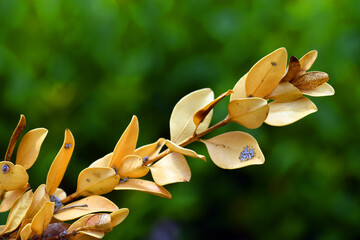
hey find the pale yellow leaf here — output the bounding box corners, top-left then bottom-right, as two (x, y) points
(16, 128), (48, 170)
(266, 82), (303, 102)
(170, 88), (214, 144)
(0, 162), (29, 191)
(299, 50), (318, 74)
(26, 184), (50, 219)
(115, 179), (171, 199)
(75, 167), (120, 197)
(53, 188), (67, 200)
(31, 201), (55, 235)
(165, 140), (205, 161)
(0, 187), (28, 213)
(110, 208), (129, 227)
(230, 73), (247, 101)
(78, 230), (105, 239)
(134, 138), (165, 160)
(89, 153), (113, 168)
(245, 48), (287, 97)
(1, 190), (33, 234)
(109, 116), (139, 170)
(46, 129), (75, 195)
(53, 195), (118, 221)
(265, 97), (317, 126)
(118, 155), (149, 178)
(68, 214), (95, 232)
(20, 223), (32, 240)
(302, 83), (335, 97)
(5, 114), (26, 162)
(150, 153), (191, 186)
(228, 98), (269, 129)
(202, 132), (264, 169)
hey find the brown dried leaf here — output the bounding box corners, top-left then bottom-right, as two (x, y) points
(0, 186), (28, 213)
(170, 88), (214, 144)
(46, 129), (75, 195)
(265, 97), (317, 126)
(110, 208), (129, 227)
(1, 190), (33, 234)
(5, 114), (26, 162)
(89, 153), (113, 168)
(150, 152), (191, 186)
(281, 56), (301, 83)
(75, 167), (120, 197)
(134, 138), (165, 160)
(31, 201), (55, 235)
(291, 71), (329, 90)
(301, 83), (335, 97)
(193, 90), (233, 130)
(299, 50), (318, 75)
(53, 195), (118, 221)
(230, 73), (248, 101)
(202, 132), (264, 169)
(0, 162), (29, 191)
(115, 179), (171, 199)
(84, 214), (112, 232)
(245, 48), (287, 97)
(16, 128), (48, 170)
(41, 223), (70, 240)
(118, 155), (149, 178)
(109, 116), (139, 170)
(228, 98), (269, 129)
(165, 140), (205, 161)
(266, 82), (303, 102)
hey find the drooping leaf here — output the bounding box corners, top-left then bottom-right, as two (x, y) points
(134, 138), (165, 160)
(5, 115), (26, 162)
(266, 82), (303, 102)
(75, 167), (120, 197)
(46, 129), (75, 195)
(109, 116), (139, 170)
(16, 128), (48, 170)
(117, 155), (149, 178)
(193, 90), (233, 130)
(0, 186), (28, 213)
(301, 83), (335, 97)
(230, 73), (247, 101)
(1, 190), (33, 234)
(202, 132), (264, 169)
(265, 97), (317, 126)
(115, 179), (171, 199)
(31, 201), (55, 235)
(53, 195), (118, 221)
(89, 153), (113, 168)
(170, 88), (214, 144)
(245, 48), (287, 97)
(0, 161), (29, 191)
(299, 50), (318, 75)
(165, 140), (205, 161)
(110, 208), (129, 227)
(150, 153), (191, 186)
(228, 98), (269, 129)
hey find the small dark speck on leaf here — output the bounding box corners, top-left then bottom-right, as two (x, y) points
(271, 62), (277, 66)
(64, 143), (72, 149)
(86, 178), (90, 182)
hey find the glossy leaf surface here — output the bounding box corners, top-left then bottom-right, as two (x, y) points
(115, 179), (171, 199)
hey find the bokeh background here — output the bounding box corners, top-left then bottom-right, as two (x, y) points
(0, 0), (359, 239)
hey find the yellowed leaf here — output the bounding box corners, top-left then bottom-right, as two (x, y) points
(266, 82), (303, 102)
(0, 186), (28, 213)
(110, 208), (129, 227)
(84, 214), (112, 232)
(53, 195), (118, 221)
(31, 201), (55, 235)
(170, 88), (214, 144)
(299, 50), (318, 74)
(53, 188), (67, 200)
(118, 155), (149, 178)
(16, 128), (48, 170)
(165, 140), (206, 161)
(202, 132), (264, 169)
(109, 116), (139, 170)
(78, 230), (105, 239)
(193, 90), (233, 130)
(46, 129), (75, 195)
(265, 97), (317, 126)
(0, 161), (29, 191)
(68, 214), (95, 232)
(230, 73), (248, 101)
(26, 184), (50, 219)
(89, 153), (113, 168)
(228, 98), (269, 129)
(115, 179), (171, 199)
(75, 167), (120, 197)
(1, 190), (33, 234)
(20, 223), (32, 240)
(134, 138), (165, 160)
(302, 83), (335, 97)
(245, 48), (287, 97)
(150, 152), (191, 186)
(5, 114), (26, 162)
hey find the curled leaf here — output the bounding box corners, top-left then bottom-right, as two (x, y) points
(170, 88), (214, 144)
(165, 140), (205, 161)
(228, 98), (269, 129)
(84, 214), (112, 232)
(301, 83), (335, 97)
(89, 153), (113, 168)
(46, 129), (75, 195)
(299, 50), (318, 75)
(31, 201), (55, 235)
(118, 155), (149, 178)
(134, 138), (165, 160)
(230, 73), (248, 101)
(5, 114), (26, 162)
(115, 179), (171, 199)
(202, 131), (264, 169)
(16, 128), (48, 170)
(150, 152), (191, 186)
(0, 161), (29, 191)
(265, 97), (317, 126)
(20, 223), (32, 240)
(110, 208), (129, 227)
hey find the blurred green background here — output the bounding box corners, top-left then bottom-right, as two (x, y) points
(0, 0), (359, 239)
